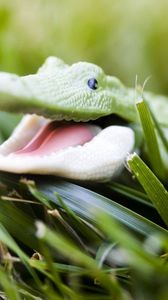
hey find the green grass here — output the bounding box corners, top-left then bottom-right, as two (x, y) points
(136, 98), (166, 179)
(0, 101), (167, 299)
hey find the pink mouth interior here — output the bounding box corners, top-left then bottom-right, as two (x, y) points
(13, 122), (95, 156)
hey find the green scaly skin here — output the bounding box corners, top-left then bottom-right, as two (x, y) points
(0, 56), (167, 126)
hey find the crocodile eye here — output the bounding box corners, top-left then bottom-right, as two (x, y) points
(87, 78), (98, 90)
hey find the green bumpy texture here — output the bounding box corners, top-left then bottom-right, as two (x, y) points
(0, 56), (167, 125)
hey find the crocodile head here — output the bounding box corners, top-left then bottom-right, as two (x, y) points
(0, 56), (137, 122)
(0, 57), (134, 181)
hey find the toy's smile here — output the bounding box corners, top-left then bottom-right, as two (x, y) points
(0, 114), (134, 181)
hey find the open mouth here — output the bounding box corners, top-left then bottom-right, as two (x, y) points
(13, 120), (101, 157)
(0, 114), (134, 181)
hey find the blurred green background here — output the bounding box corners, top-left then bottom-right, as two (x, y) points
(1, 0), (168, 94)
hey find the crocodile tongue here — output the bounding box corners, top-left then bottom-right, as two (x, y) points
(13, 121), (101, 156)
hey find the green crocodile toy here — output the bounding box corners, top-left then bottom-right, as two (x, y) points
(0, 57), (167, 180)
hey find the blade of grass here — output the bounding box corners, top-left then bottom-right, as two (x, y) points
(127, 153), (168, 227)
(16, 288), (42, 300)
(0, 206), (78, 296)
(0, 223), (28, 263)
(0, 201), (38, 249)
(35, 221), (122, 297)
(21, 179), (53, 209)
(53, 192), (103, 241)
(96, 242), (116, 268)
(0, 172), (166, 237)
(0, 223), (49, 295)
(136, 98), (166, 179)
(30, 259), (129, 277)
(149, 108), (168, 153)
(34, 178), (167, 236)
(107, 182), (152, 206)
(38, 244), (76, 299)
(96, 212), (168, 275)
(0, 266), (21, 300)
(24, 181), (100, 249)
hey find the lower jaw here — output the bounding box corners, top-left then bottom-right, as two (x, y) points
(0, 114), (134, 181)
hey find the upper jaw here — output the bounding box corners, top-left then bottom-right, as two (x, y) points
(0, 114), (134, 181)
(0, 64), (113, 121)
